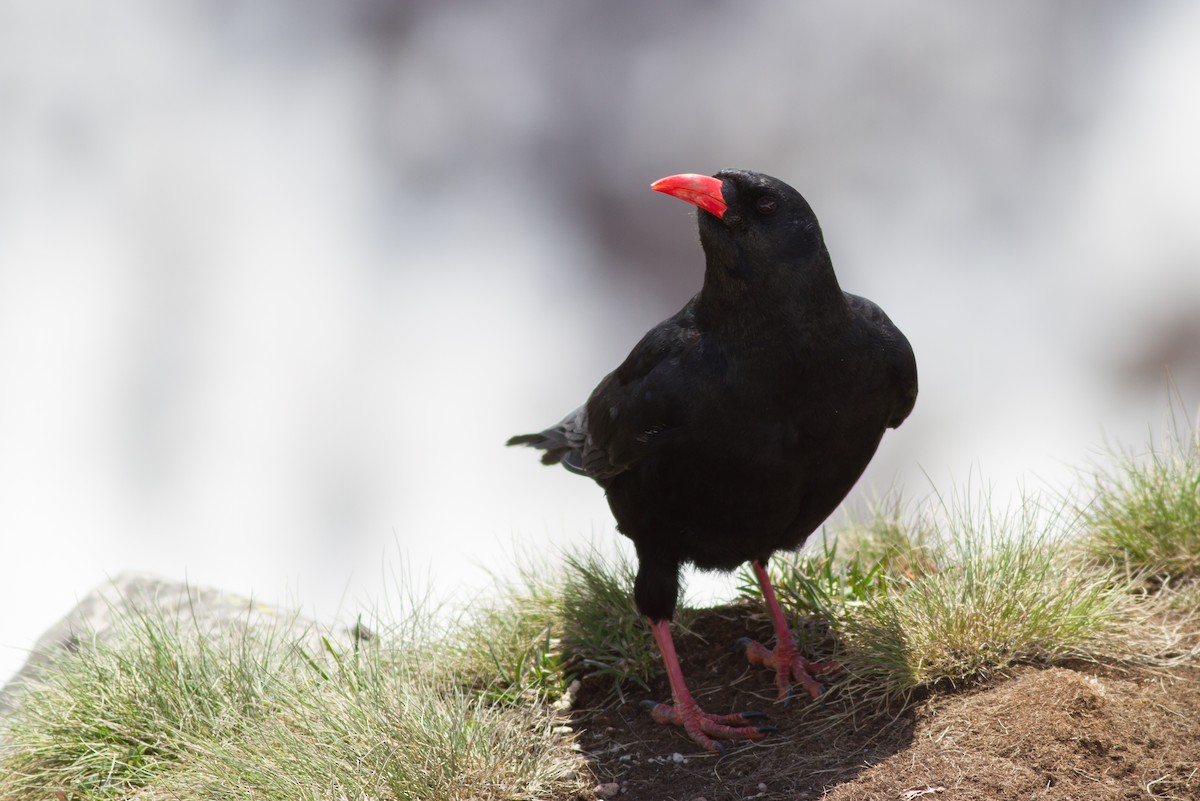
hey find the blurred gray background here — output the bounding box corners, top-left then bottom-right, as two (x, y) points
(2, 1), (1199, 685)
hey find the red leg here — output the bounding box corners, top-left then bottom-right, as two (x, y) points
(740, 560), (838, 701)
(642, 618), (774, 752)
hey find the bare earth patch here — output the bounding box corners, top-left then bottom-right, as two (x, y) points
(569, 606), (1200, 801)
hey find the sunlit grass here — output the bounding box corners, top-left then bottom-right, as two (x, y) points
(1080, 411), (1200, 584)
(460, 541), (694, 703)
(851, 504), (1132, 700)
(0, 594), (584, 801)
(753, 493), (1148, 709)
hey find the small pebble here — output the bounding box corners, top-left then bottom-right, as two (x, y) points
(552, 680), (581, 713)
(594, 782), (620, 799)
(757, 783), (768, 792)
(619, 754), (632, 762)
(552, 724), (573, 734)
(672, 752), (685, 764)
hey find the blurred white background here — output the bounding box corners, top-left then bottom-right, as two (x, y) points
(2, 1), (1198, 686)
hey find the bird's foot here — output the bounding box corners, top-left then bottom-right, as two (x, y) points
(737, 636), (839, 703)
(639, 699), (775, 753)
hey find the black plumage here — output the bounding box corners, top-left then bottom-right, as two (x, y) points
(508, 169), (917, 751)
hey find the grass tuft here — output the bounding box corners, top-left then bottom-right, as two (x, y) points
(0, 594), (585, 801)
(759, 493), (1140, 710)
(557, 545), (694, 693)
(460, 541), (689, 702)
(1080, 411), (1200, 583)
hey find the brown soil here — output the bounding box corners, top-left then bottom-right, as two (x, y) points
(567, 606), (1200, 801)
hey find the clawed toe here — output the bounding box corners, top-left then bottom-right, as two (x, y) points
(740, 635), (836, 702)
(639, 698), (774, 752)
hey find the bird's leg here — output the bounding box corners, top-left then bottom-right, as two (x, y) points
(641, 618), (775, 753)
(739, 560), (838, 702)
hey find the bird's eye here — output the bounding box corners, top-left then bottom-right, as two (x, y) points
(755, 196), (778, 216)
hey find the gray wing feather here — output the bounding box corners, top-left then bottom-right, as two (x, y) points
(507, 404), (625, 480)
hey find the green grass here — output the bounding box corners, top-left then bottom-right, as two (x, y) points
(459, 541), (695, 703)
(0, 595), (584, 801)
(1080, 413), (1200, 583)
(4, 425), (1200, 799)
(0, 542), (680, 801)
(748, 491), (1176, 710)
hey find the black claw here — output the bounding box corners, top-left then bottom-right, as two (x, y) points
(639, 699), (663, 714)
(733, 636), (753, 653)
(712, 740), (727, 756)
(737, 710), (768, 720)
(755, 724), (780, 734)
(783, 684), (798, 708)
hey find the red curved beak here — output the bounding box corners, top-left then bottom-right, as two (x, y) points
(651, 173), (727, 220)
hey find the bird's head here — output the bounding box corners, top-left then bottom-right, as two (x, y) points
(651, 170), (839, 321)
(652, 169), (826, 277)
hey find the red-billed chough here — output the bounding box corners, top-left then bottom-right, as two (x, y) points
(509, 169), (917, 752)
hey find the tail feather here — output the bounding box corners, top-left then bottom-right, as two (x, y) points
(506, 431), (571, 466)
(508, 405), (589, 470)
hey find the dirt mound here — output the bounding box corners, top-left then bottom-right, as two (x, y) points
(826, 666), (1200, 801)
(570, 607), (1200, 801)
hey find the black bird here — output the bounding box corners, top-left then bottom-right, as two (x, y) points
(509, 169), (917, 752)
